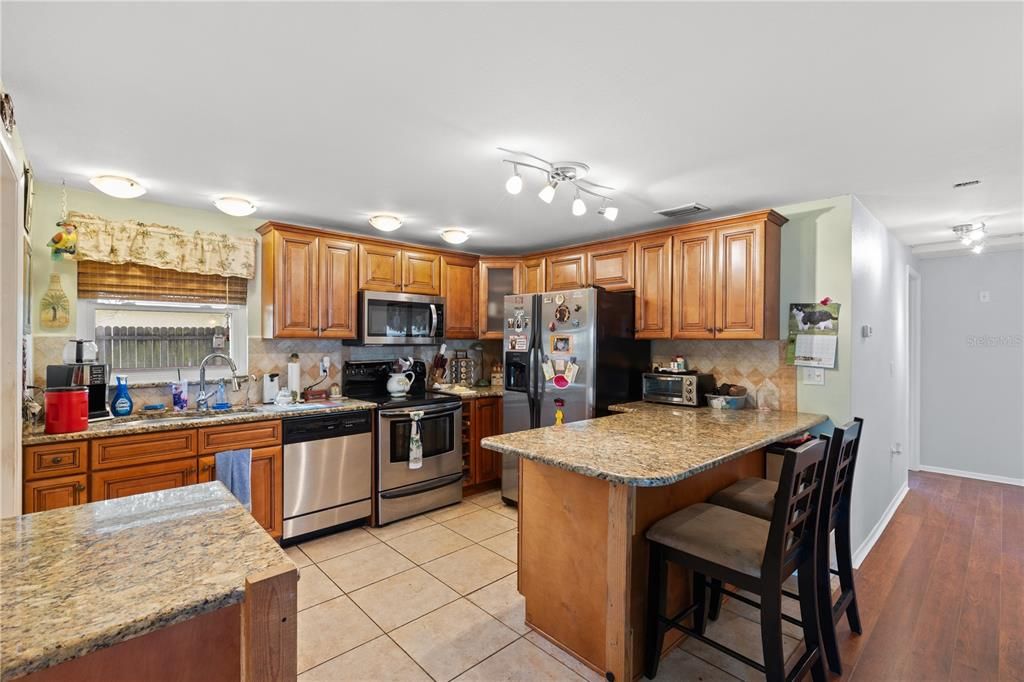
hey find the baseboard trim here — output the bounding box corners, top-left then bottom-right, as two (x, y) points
(914, 465), (1024, 487)
(852, 482), (909, 569)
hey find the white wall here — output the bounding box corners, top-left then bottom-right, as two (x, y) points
(918, 250), (1024, 483)
(849, 197), (915, 554)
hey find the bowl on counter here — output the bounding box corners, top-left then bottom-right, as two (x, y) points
(706, 394), (747, 410)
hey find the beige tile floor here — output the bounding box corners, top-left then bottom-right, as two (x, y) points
(288, 489), (794, 681)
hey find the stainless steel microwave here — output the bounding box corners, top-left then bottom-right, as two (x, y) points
(348, 291), (446, 345)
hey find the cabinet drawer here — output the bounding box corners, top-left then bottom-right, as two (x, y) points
(198, 420), (282, 454)
(90, 458), (198, 501)
(91, 429), (198, 470)
(24, 441), (88, 480)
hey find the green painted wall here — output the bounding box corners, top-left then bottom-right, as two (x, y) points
(30, 182), (264, 337)
(776, 195), (854, 424)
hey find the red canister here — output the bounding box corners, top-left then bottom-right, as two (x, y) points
(45, 386), (89, 435)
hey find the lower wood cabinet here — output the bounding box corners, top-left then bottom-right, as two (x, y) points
(23, 474), (87, 514)
(90, 458), (199, 501)
(198, 446), (283, 539)
(472, 397), (503, 485)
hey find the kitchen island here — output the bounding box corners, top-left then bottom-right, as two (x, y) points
(1, 483), (298, 681)
(481, 404), (826, 682)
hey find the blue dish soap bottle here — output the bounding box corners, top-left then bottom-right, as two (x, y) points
(111, 375), (134, 417)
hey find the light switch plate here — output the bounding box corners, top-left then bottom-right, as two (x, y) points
(802, 367), (825, 385)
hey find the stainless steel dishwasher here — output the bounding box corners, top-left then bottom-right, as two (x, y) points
(282, 409), (372, 540)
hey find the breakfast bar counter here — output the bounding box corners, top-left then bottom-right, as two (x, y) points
(481, 405), (826, 682)
(1, 483), (298, 681)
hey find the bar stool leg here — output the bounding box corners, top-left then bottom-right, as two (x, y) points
(835, 519), (863, 634)
(797, 558), (828, 682)
(817, 537), (843, 674)
(692, 572), (708, 635)
(759, 586), (786, 682)
(645, 544), (667, 679)
(707, 578), (723, 621)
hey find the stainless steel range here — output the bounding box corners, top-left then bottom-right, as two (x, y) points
(343, 360), (463, 525)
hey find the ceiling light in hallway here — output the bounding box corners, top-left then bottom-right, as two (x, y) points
(213, 196), (257, 216)
(89, 175), (146, 199)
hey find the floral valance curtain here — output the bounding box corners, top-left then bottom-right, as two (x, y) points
(68, 211), (257, 279)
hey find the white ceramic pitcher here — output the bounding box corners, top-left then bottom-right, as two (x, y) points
(387, 371), (415, 397)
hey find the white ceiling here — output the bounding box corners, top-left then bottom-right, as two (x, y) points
(3, 1), (1021, 254)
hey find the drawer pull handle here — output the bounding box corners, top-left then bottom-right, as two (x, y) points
(52, 456), (63, 464)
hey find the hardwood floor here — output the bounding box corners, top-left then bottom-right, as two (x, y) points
(834, 471), (1023, 681)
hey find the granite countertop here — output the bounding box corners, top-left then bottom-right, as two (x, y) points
(437, 385), (505, 399)
(481, 403), (826, 487)
(22, 398), (378, 446)
(0, 483), (294, 680)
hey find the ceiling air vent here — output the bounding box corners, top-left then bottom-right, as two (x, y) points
(654, 202), (710, 219)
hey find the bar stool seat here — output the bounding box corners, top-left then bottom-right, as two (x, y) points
(648, 503), (769, 579)
(708, 478), (777, 520)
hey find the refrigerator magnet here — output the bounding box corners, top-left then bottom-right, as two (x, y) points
(551, 335), (572, 353)
(553, 374), (570, 389)
(541, 360), (555, 380)
(564, 361), (579, 383)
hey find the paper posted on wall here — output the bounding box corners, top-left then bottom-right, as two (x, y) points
(793, 335), (838, 368)
(786, 301), (840, 368)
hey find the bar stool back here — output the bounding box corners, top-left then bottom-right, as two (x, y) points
(643, 438), (830, 682)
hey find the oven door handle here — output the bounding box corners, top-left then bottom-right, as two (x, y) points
(378, 403), (462, 419)
(379, 472), (464, 499)
(429, 304), (438, 338)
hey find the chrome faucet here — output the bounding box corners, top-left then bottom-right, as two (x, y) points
(197, 353), (239, 412)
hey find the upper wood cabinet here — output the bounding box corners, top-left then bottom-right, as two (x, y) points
(634, 234), (673, 339)
(672, 228), (716, 339)
(358, 243), (403, 292)
(671, 216), (781, 340)
(521, 257), (545, 294)
(478, 259), (522, 339)
(260, 224), (358, 339)
(587, 241), (635, 291)
(402, 249), (442, 295)
(545, 252), (588, 291)
(441, 254), (478, 339)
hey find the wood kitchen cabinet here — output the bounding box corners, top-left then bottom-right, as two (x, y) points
(463, 397), (503, 485)
(23, 440), (87, 480)
(198, 445), (283, 539)
(521, 257), (546, 294)
(634, 234), (673, 339)
(671, 216), (781, 340)
(259, 224), (358, 339)
(23, 474), (87, 513)
(358, 243), (403, 292)
(90, 458), (199, 501)
(441, 254), (478, 339)
(587, 241), (635, 291)
(402, 249), (442, 295)
(545, 251), (588, 291)
(478, 259), (522, 339)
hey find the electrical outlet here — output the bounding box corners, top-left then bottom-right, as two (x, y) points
(319, 356), (330, 377)
(802, 367), (825, 385)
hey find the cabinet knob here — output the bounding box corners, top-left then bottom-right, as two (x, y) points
(73, 482), (85, 492)
(706, 328), (713, 334)
(201, 463), (214, 472)
(716, 327), (723, 333)
(52, 456), (63, 464)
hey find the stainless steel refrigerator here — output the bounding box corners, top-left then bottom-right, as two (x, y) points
(500, 287), (649, 503)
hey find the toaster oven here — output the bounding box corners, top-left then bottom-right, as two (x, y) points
(642, 372), (716, 407)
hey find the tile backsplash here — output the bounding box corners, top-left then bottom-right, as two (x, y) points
(651, 340), (796, 411)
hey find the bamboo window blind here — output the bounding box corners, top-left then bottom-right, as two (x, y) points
(77, 261), (247, 305)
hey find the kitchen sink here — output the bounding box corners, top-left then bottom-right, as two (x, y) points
(116, 406), (261, 425)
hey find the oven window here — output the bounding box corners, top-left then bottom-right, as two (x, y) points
(389, 414), (455, 463)
(366, 299), (435, 339)
(644, 376), (682, 396)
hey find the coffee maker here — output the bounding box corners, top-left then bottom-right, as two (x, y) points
(46, 363), (111, 421)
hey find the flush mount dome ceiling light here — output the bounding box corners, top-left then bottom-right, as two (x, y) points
(89, 175), (146, 199)
(498, 147), (618, 220)
(953, 222), (986, 247)
(440, 228), (470, 244)
(213, 196), (257, 217)
(369, 214), (403, 232)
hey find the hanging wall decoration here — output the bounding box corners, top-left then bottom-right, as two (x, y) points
(39, 273), (70, 330)
(46, 180), (77, 259)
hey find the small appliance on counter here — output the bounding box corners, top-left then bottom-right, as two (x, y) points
(262, 373), (281, 404)
(642, 371), (716, 407)
(62, 339), (99, 364)
(44, 386), (89, 434)
(46, 362), (111, 421)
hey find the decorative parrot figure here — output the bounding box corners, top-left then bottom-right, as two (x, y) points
(47, 220), (78, 259)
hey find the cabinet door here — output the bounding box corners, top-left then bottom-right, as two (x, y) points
(250, 446), (284, 539)
(358, 243), (403, 292)
(24, 474), (87, 513)
(478, 260), (521, 339)
(520, 257), (545, 294)
(588, 242), (635, 291)
(545, 252), (588, 291)
(473, 398), (503, 484)
(403, 250), (442, 295)
(272, 230), (320, 338)
(90, 458), (198, 501)
(672, 229), (717, 339)
(634, 235), (673, 339)
(320, 237), (358, 338)
(715, 222), (764, 339)
(441, 255), (478, 339)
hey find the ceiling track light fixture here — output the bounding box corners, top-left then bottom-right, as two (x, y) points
(498, 147), (618, 219)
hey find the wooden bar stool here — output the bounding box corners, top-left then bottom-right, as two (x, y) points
(708, 418), (864, 675)
(643, 439), (830, 682)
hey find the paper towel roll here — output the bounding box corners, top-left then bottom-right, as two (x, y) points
(288, 361), (301, 398)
